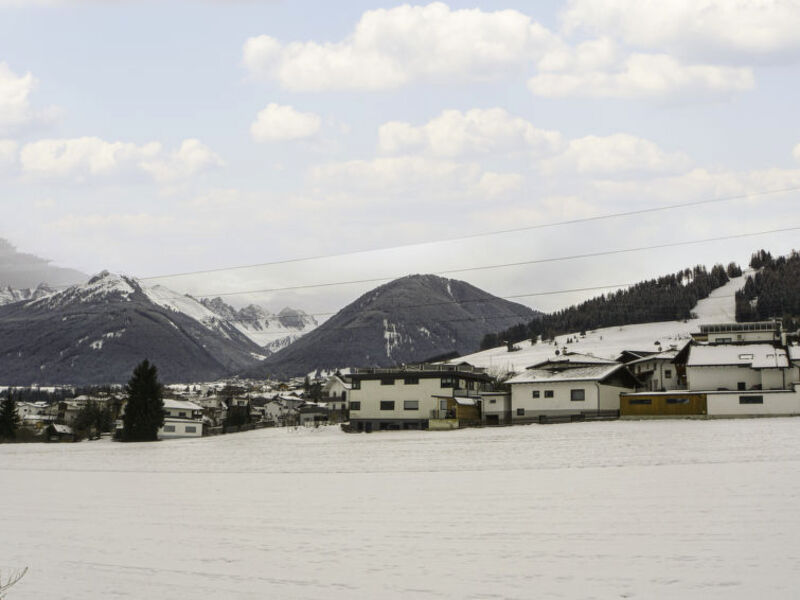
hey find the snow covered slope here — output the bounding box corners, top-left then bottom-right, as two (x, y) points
(0, 283), (56, 306)
(452, 273), (750, 375)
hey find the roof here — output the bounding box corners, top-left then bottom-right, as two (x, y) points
(687, 344), (789, 369)
(626, 348), (680, 366)
(50, 424), (73, 434)
(789, 346), (800, 361)
(453, 396), (478, 406)
(163, 399), (203, 411)
(506, 363), (625, 384)
(527, 353), (617, 369)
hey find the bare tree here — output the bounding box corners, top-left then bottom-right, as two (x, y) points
(0, 567), (28, 598)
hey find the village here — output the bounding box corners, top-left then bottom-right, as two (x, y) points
(8, 317), (800, 442)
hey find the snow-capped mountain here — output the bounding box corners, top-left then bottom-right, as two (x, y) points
(245, 274), (539, 378)
(199, 298), (318, 351)
(0, 283), (56, 306)
(0, 271), (267, 385)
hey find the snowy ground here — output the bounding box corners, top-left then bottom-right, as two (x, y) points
(2, 418), (800, 599)
(454, 273), (749, 374)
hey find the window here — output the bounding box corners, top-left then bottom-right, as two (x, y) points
(380, 401), (395, 410)
(178, 411), (187, 418)
(664, 369), (672, 379)
(403, 376), (419, 385)
(185, 426), (197, 433)
(628, 399), (652, 405)
(737, 382), (746, 391)
(403, 400), (419, 411)
(532, 390), (540, 398)
(544, 390), (554, 398)
(516, 408), (525, 416)
(739, 395), (763, 404)
(738, 353), (754, 360)
(666, 398), (688, 405)
(349, 401), (361, 411)
(441, 376), (455, 388)
(381, 377), (395, 386)
(570, 389), (585, 402)
(440, 399), (449, 410)
(351, 380), (361, 390)
(163, 425), (176, 432)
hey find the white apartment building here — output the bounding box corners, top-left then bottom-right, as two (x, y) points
(686, 344), (790, 392)
(159, 399), (204, 439)
(347, 364), (493, 432)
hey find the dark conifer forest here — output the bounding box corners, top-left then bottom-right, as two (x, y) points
(736, 250), (800, 330)
(481, 263), (734, 349)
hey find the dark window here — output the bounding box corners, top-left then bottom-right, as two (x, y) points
(403, 400), (419, 411)
(489, 399), (496, 404)
(532, 390), (540, 398)
(381, 378), (395, 386)
(380, 401), (395, 410)
(664, 369), (672, 379)
(628, 399), (652, 405)
(441, 376), (455, 388)
(185, 426), (197, 433)
(403, 376), (419, 385)
(666, 398), (688, 405)
(351, 380), (361, 390)
(349, 401), (361, 411)
(466, 380), (475, 390)
(739, 395), (763, 404)
(163, 425), (176, 432)
(178, 411), (187, 417)
(544, 390), (554, 398)
(737, 382), (746, 391)
(516, 408), (525, 416)
(570, 389), (585, 402)
(440, 399), (449, 410)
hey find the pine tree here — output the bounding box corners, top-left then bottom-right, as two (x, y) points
(122, 360), (165, 442)
(0, 391), (21, 440)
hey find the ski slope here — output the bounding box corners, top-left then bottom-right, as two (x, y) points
(454, 273), (749, 375)
(1, 419), (799, 599)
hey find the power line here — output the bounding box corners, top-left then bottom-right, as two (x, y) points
(138, 185), (800, 281)
(188, 225), (799, 298)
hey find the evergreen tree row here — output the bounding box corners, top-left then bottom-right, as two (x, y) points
(736, 250), (800, 329)
(481, 262), (736, 350)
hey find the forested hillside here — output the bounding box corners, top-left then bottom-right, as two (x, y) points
(481, 262), (738, 349)
(736, 250), (800, 328)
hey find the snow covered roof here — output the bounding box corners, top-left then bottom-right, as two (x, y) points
(454, 397), (478, 406)
(506, 363), (625, 384)
(789, 346), (800, 361)
(687, 344), (789, 369)
(50, 424), (73, 434)
(163, 399), (203, 411)
(527, 353), (618, 369)
(626, 348), (681, 366)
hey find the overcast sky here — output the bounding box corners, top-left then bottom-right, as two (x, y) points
(1, 0), (799, 315)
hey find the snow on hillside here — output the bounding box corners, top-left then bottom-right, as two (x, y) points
(2, 420), (799, 599)
(454, 273), (749, 375)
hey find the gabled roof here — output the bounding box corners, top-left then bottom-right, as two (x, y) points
(687, 344), (789, 369)
(626, 348), (680, 366)
(163, 398), (203, 411)
(527, 352), (617, 370)
(506, 363), (626, 384)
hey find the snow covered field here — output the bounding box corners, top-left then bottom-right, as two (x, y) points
(2, 419), (800, 599)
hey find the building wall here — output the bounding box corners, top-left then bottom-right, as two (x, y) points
(687, 365), (762, 391)
(349, 377), (451, 421)
(511, 381), (600, 422)
(706, 387), (800, 416)
(707, 331), (775, 344)
(620, 393), (707, 416)
(159, 419), (203, 439)
(481, 394), (511, 424)
(761, 368), (786, 390)
(599, 385), (628, 411)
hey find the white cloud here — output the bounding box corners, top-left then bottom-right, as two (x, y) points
(20, 137), (222, 183)
(541, 133), (691, 176)
(141, 138), (224, 183)
(0, 139), (18, 169)
(562, 0), (800, 61)
(250, 103), (321, 142)
(478, 172), (524, 197)
(793, 142), (800, 163)
(45, 213), (176, 235)
(529, 52), (754, 99)
(0, 62), (59, 134)
(378, 108), (562, 157)
(243, 2), (558, 91)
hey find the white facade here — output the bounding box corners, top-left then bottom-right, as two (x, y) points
(687, 344), (790, 392)
(159, 399), (204, 439)
(706, 386), (800, 416)
(481, 393), (511, 425)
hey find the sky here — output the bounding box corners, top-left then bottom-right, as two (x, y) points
(1, 0), (800, 315)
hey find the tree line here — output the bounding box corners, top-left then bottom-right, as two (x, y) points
(736, 249), (800, 330)
(481, 262), (738, 350)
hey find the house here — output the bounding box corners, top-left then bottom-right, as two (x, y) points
(263, 399), (298, 426)
(507, 363), (639, 423)
(686, 343), (790, 392)
(480, 392), (512, 426)
(625, 343), (690, 391)
(319, 375), (351, 414)
(347, 363), (493, 432)
(297, 402), (329, 427)
(159, 399), (204, 439)
(45, 423), (75, 442)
